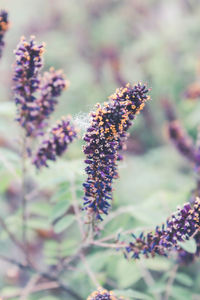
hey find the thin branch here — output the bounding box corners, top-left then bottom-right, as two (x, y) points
(0, 215), (24, 251)
(0, 254), (29, 270)
(3, 281), (59, 299)
(0, 151), (21, 183)
(90, 240), (127, 249)
(70, 179), (85, 239)
(164, 264), (179, 300)
(101, 205), (136, 228)
(79, 252), (100, 288)
(21, 133), (28, 260)
(0, 255), (83, 300)
(137, 259), (160, 300)
(19, 274), (40, 300)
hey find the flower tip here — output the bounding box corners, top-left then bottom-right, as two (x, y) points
(20, 35), (25, 41)
(65, 79), (70, 89)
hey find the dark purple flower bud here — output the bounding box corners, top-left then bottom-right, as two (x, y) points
(33, 117), (77, 169)
(0, 10), (9, 58)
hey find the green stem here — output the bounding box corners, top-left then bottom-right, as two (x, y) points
(21, 132), (28, 260)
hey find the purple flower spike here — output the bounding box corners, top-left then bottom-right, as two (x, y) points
(195, 143), (200, 172)
(35, 67), (69, 131)
(167, 120), (196, 164)
(126, 197), (200, 259)
(83, 83), (150, 221)
(0, 10), (9, 58)
(33, 117), (77, 169)
(13, 36), (45, 136)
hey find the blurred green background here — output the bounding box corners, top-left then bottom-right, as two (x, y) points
(0, 0), (200, 299)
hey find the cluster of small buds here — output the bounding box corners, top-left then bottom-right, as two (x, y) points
(13, 36), (45, 135)
(33, 117), (77, 168)
(125, 197), (200, 259)
(167, 120), (197, 164)
(13, 36), (68, 136)
(109, 83), (150, 152)
(87, 288), (124, 300)
(0, 10), (9, 58)
(83, 83), (150, 221)
(176, 183), (200, 264)
(36, 67), (69, 130)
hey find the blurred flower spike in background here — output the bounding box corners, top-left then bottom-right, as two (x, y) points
(0, 9), (9, 58)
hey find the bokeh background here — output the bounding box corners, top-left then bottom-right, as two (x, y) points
(0, 0), (200, 299)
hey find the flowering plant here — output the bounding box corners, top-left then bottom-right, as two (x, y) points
(1, 3), (200, 300)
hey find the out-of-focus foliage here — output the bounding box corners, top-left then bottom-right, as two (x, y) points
(0, 0), (200, 299)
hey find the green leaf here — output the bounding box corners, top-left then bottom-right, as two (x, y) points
(116, 259), (142, 288)
(27, 218), (50, 230)
(50, 185), (71, 203)
(144, 257), (171, 271)
(113, 289), (153, 300)
(29, 202), (52, 218)
(50, 199), (71, 222)
(178, 238), (197, 254)
(2, 286), (20, 296)
(148, 281), (166, 294)
(60, 239), (79, 256)
(171, 285), (191, 300)
(87, 250), (112, 272)
(39, 297), (60, 300)
(0, 102), (15, 117)
(54, 215), (75, 233)
(175, 273), (193, 287)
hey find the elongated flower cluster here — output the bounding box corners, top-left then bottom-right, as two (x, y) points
(0, 10), (9, 58)
(33, 117), (77, 168)
(83, 83), (150, 220)
(13, 36), (68, 136)
(126, 197), (200, 259)
(13, 36), (45, 135)
(36, 67), (69, 130)
(163, 101), (200, 264)
(163, 100), (200, 170)
(167, 120), (197, 163)
(87, 288), (124, 300)
(196, 133), (200, 172)
(176, 182), (200, 264)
